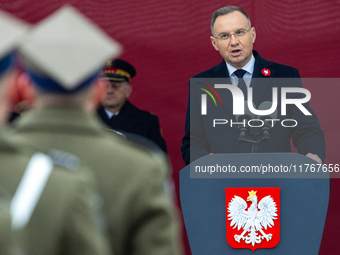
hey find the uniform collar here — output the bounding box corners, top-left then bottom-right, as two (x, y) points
(13, 106), (105, 137)
(0, 129), (21, 153)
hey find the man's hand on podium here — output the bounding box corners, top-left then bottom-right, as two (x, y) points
(209, 152), (322, 164)
(306, 153), (322, 164)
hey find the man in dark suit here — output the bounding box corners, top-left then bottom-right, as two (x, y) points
(181, 6), (325, 165)
(97, 59), (167, 153)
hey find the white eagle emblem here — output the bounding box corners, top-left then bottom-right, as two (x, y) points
(228, 190), (278, 246)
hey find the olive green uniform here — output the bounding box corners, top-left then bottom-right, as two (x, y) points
(0, 188), (20, 255)
(0, 130), (112, 255)
(11, 106), (181, 255)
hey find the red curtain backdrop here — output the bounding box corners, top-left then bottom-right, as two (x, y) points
(2, 1), (340, 254)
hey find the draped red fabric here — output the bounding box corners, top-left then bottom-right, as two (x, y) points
(2, 1), (340, 254)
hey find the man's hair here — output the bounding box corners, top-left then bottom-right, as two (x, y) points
(210, 6), (251, 36)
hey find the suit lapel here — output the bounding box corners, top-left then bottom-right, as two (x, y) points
(210, 60), (229, 78)
(209, 61), (235, 119)
(251, 51), (275, 107)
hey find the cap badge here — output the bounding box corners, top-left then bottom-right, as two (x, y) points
(106, 60), (112, 67)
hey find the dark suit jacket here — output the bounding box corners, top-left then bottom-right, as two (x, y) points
(181, 50), (325, 165)
(97, 100), (167, 153)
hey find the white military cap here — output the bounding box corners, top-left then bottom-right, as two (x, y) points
(0, 9), (29, 75)
(18, 5), (122, 92)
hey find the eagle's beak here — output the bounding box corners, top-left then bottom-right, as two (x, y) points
(247, 196), (253, 201)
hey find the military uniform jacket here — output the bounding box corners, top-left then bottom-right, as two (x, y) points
(11, 106), (181, 255)
(97, 100), (167, 153)
(181, 50), (326, 165)
(0, 131), (111, 255)
(0, 187), (18, 255)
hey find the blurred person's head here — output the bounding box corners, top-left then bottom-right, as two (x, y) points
(9, 72), (108, 114)
(0, 65), (17, 125)
(17, 6), (122, 112)
(0, 9), (29, 125)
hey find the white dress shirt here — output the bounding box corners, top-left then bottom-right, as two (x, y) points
(226, 54), (255, 88)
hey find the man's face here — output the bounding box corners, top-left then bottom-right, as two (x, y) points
(101, 79), (132, 111)
(210, 11), (256, 69)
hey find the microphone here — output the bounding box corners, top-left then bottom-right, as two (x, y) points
(257, 101), (277, 141)
(235, 101), (256, 142)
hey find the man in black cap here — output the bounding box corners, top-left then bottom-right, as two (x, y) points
(96, 59), (168, 153)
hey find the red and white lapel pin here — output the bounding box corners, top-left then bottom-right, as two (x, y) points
(261, 68), (271, 76)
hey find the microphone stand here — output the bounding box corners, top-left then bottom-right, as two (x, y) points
(237, 100), (276, 153)
(238, 121), (272, 153)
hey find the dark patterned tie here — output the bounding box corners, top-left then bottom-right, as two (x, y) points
(110, 115), (117, 121)
(234, 69), (248, 98)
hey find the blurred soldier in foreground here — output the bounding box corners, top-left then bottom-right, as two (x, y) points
(0, 9), (112, 255)
(10, 5), (182, 255)
(0, 187), (18, 255)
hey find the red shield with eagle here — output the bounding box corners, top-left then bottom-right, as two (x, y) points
(225, 187), (280, 251)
